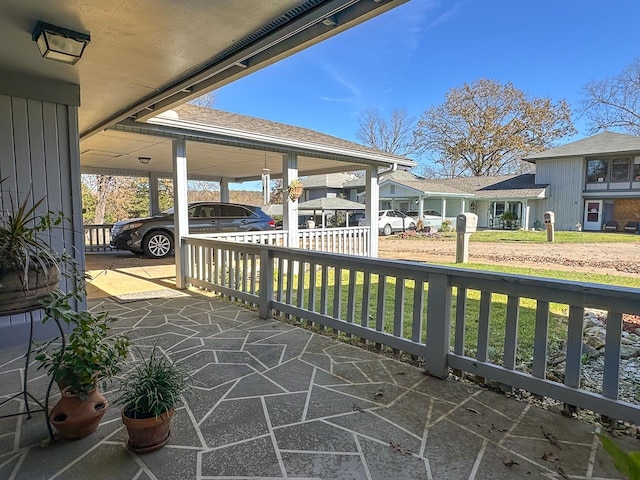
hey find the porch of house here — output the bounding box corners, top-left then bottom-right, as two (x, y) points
(0, 291), (629, 480)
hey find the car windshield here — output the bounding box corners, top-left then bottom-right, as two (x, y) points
(154, 208), (173, 217)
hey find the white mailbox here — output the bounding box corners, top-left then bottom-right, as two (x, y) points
(544, 211), (555, 224)
(456, 213), (478, 233)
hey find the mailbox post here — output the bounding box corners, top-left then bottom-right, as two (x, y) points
(544, 211), (555, 243)
(456, 213), (478, 263)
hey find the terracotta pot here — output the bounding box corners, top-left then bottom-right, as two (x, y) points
(0, 265), (59, 315)
(49, 387), (108, 440)
(121, 408), (174, 453)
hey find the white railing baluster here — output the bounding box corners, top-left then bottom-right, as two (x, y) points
(532, 300), (550, 379)
(603, 311), (623, 399)
(181, 235), (640, 424)
(565, 305), (584, 388)
(503, 295), (520, 370)
(477, 291), (492, 363)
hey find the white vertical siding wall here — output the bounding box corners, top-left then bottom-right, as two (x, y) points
(0, 94), (85, 347)
(535, 156), (584, 231)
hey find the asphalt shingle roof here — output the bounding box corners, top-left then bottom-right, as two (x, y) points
(428, 174), (548, 199)
(343, 169), (419, 188)
(173, 104), (412, 164)
(301, 172), (355, 188)
(524, 132), (640, 161)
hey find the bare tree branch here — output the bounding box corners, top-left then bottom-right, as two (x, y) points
(356, 108), (420, 157)
(581, 58), (640, 135)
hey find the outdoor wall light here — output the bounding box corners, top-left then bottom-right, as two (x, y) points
(32, 21), (90, 65)
(138, 157), (151, 165)
(321, 15), (338, 27)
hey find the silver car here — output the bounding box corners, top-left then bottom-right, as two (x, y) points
(110, 202), (276, 258)
(359, 210), (416, 236)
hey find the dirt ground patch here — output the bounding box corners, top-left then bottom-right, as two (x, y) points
(377, 237), (640, 277)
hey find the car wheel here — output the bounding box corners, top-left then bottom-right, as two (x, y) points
(142, 231), (174, 258)
(408, 222), (416, 230)
(382, 223), (392, 236)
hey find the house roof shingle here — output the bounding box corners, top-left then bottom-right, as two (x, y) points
(173, 104), (413, 165)
(342, 169), (419, 188)
(523, 132), (640, 161)
(428, 174), (548, 199)
(301, 172), (355, 188)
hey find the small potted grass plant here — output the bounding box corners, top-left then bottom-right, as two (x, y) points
(117, 346), (192, 453)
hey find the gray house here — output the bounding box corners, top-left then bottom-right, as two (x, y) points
(524, 132), (640, 231)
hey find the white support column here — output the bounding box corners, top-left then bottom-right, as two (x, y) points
(220, 178), (230, 203)
(523, 201), (530, 230)
(282, 153), (298, 247)
(418, 195), (424, 217)
(441, 198), (447, 220)
(366, 166), (379, 257)
(149, 171), (160, 215)
(172, 138), (189, 289)
(461, 198), (466, 213)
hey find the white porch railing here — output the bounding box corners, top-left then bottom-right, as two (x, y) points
(182, 236), (640, 424)
(84, 224), (113, 252)
(191, 226), (370, 256)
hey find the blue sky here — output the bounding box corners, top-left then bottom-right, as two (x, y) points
(217, 0), (639, 141)
(218, 0), (639, 189)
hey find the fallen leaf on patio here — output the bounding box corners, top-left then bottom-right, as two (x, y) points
(556, 464), (569, 478)
(395, 372), (406, 376)
(353, 404), (365, 412)
(541, 425), (562, 449)
(541, 451), (559, 462)
(502, 456), (519, 467)
(490, 423), (507, 433)
(374, 389), (384, 397)
(465, 407), (481, 414)
(389, 441), (412, 455)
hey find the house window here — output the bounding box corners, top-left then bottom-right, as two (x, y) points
(634, 157), (640, 182)
(586, 159), (608, 183)
(611, 158), (630, 182)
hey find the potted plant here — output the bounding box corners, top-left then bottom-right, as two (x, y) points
(117, 346), (191, 453)
(0, 190), (65, 315)
(287, 178), (304, 201)
(500, 211), (518, 229)
(34, 290), (129, 439)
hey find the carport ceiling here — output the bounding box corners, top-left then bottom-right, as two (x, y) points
(0, 0), (406, 139)
(80, 112), (414, 182)
(80, 129), (362, 182)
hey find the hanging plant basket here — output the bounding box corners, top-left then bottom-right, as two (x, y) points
(288, 179), (304, 201)
(0, 265), (60, 316)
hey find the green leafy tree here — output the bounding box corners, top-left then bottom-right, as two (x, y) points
(415, 79), (576, 177)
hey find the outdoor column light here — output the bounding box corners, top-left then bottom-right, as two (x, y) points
(32, 21), (90, 65)
(138, 157), (151, 165)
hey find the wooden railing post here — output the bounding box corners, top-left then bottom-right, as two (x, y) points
(424, 273), (452, 378)
(259, 247), (274, 320)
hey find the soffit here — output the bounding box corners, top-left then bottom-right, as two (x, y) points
(0, 0), (406, 138)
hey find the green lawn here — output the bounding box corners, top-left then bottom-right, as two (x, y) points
(430, 262), (640, 289)
(426, 230), (640, 243)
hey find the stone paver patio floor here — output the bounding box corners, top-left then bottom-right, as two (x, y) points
(0, 292), (632, 479)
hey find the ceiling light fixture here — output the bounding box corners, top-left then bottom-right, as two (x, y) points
(321, 15), (338, 27)
(32, 21), (90, 65)
(138, 157), (151, 165)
